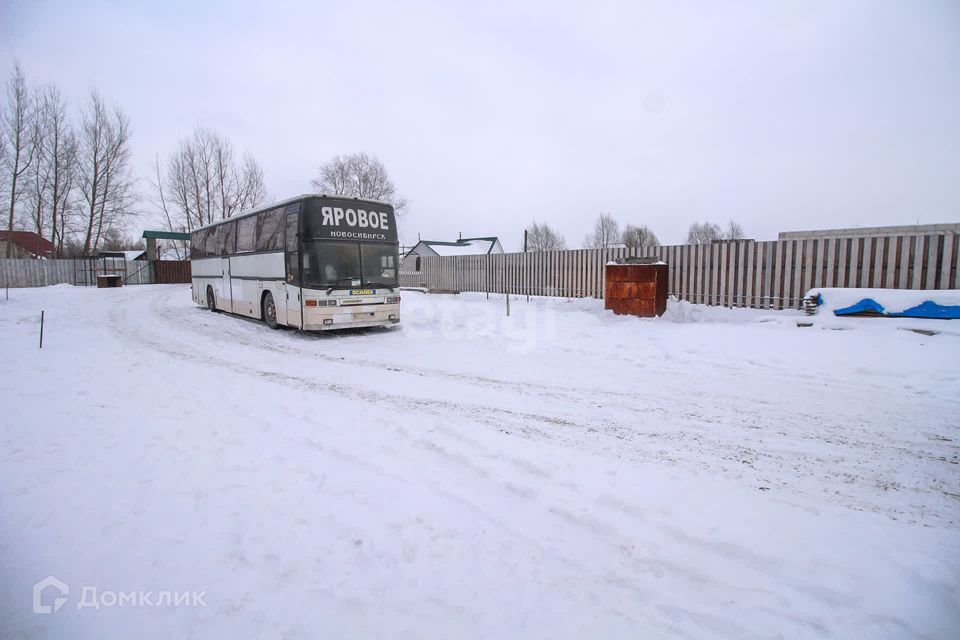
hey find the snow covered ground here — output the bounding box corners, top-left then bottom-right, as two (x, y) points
(1, 284), (958, 639)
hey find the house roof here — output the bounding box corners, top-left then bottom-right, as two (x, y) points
(142, 230), (191, 240)
(0, 231), (55, 256)
(413, 237), (500, 256)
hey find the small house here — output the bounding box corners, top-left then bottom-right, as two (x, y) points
(0, 231), (55, 259)
(401, 236), (503, 273)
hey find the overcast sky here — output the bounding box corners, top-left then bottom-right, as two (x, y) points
(2, 0), (958, 248)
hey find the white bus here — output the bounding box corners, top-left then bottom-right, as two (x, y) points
(190, 194), (400, 331)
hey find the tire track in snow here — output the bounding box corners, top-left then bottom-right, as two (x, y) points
(110, 287), (960, 526)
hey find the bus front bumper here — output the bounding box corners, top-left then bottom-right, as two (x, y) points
(302, 304), (400, 331)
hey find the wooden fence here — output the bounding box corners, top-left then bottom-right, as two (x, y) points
(0, 258), (155, 288)
(400, 232), (959, 310)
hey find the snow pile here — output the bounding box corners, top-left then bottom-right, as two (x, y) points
(661, 297), (798, 324)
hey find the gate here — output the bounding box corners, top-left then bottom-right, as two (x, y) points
(155, 260), (192, 284)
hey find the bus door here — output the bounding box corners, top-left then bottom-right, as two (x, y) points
(282, 211), (302, 329)
(280, 280), (301, 329)
(220, 257), (234, 313)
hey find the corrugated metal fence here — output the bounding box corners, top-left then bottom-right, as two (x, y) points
(400, 232), (959, 310)
(0, 259), (155, 288)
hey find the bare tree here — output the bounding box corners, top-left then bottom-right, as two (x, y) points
(621, 224), (660, 250)
(77, 90), (135, 255)
(723, 220), (746, 240)
(685, 221), (722, 245)
(238, 151), (267, 211)
(525, 221), (566, 251)
(100, 226), (140, 251)
(312, 152), (407, 213)
(149, 155), (183, 258)
(584, 212), (620, 249)
(2, 62), (36, 257)
(26, 104), (51, 241)
(26, 85), (77, 256)
(161, 127), (267, 232)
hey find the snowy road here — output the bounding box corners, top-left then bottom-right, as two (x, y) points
(2, 284), (959, 639)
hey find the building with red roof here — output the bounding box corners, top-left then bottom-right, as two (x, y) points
(0, 231), (56, 259)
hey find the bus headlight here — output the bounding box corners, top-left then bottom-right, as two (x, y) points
(386, 295), (400, 304)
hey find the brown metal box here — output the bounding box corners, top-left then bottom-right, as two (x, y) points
(96, 274), (123, 288)
(604, 262), (667, 317)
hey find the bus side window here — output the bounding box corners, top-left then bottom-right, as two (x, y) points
(256, 208), (284, 251)
(190, 231), (203, 259)
(218, 222), (237, 256)
(236, 216), (256, 253)
(204, 228), (217, 256)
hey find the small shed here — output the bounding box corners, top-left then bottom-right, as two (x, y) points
(604, 257), (668, 317)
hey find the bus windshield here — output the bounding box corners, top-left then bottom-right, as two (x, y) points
(302, 241), (398, 289)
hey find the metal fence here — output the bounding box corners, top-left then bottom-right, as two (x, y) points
(400, 232), (959, 310)
(0, 258), (155, 288)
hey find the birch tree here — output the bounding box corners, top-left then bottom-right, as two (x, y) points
(584, 212), (620, 249)
(685, 221), (722, 245)
(312, 152), (407, 213)
(27, 85), (77, 255)
(724, 220), (746, 240)
(77, 90), (135, 255)
(161, 127), (267, 231)
(621, 224), (659, 250)
(525, 221), (566, 251)
(2, 62), (36, 257)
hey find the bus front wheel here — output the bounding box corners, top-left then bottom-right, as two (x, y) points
(262, 292), (279, 329)
(206, 286), (216, 312)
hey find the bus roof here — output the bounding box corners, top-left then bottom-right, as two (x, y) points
(191, 194), (396, 234)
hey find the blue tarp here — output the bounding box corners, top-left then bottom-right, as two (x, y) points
(834, 298), (960, 319)
(894, 300), (960, 319)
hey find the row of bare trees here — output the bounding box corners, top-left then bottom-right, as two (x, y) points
(523, 214), (746, 253)
(152, 128), (267, 237)
(524, 213), (663, 252)
(583, 213), (662, 250)
(151, 146), (408, 249)
(685, 220), (745, 244)
(1, 62), (135, 257)
(1, 62), (278, 259)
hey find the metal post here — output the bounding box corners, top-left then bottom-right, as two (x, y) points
(506, 290), (510, 317)
(524, 230), (529, 302)
(39, 310), (44, 349)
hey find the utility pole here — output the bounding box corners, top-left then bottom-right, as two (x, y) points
(523, 229), (529, 302)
